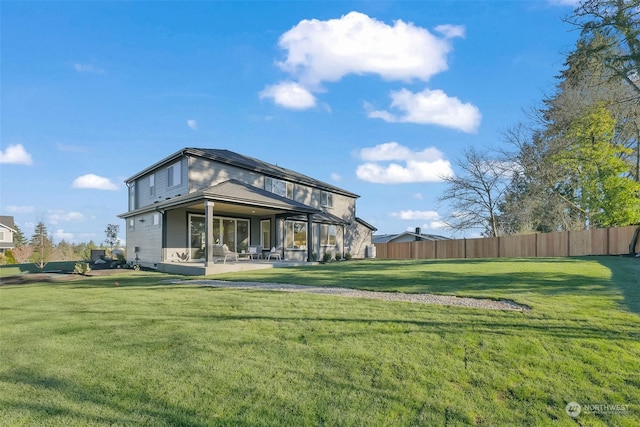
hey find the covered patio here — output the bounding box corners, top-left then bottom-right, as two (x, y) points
(123, 179), (326, 273)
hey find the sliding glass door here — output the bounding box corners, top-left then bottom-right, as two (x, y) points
(189, 215), (250, 256)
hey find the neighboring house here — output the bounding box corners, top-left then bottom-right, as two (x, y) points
(373, 228), (450, 244)
(119, 148), (376, 272)
(0, 215), (16, 254)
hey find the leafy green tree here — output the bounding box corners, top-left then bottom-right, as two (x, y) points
(551, 104), (640, 227)
(104, 224), (120, 255)
(30, 221), (54, 270)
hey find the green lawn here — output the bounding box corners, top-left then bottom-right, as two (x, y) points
(1, 257), (638, 426)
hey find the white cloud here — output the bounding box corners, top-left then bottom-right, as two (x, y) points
(6, 205), (35, 214)
(330, 173), (342, 181)
(368, 88), (481, 133)
(72, 174), (118, 190)
(259, 81), (317, 109)
(187, 119), (198, 130)
(413, 193), (424, 200)
(47, 210), (85, 225)
(355, 142), (454, 184)
(277, 11), (464, 87)
(392, 210), (440, 220)
(426, 221), (448, 230)
(357, 141), (444, 162)
(73, 63), (105, 74)
(356, 160), (453, 184)
(53, 229), (74, 242)
(0, 144), (33, 165)
(264, 12), (467, 110)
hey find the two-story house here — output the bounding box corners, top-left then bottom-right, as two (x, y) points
(0, 215), (16, 254)
(119, 148), (376, 274)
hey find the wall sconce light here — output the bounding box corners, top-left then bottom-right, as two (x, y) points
(139, 218), (146, 223)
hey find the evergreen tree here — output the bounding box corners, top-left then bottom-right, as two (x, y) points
(12, 224), (28, 247)
(30, 221), (54, 269)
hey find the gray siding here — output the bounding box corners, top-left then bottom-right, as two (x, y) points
(125, 213), (163, 267)
(188, 157), (263, 190)
(134, 158), (189, 209)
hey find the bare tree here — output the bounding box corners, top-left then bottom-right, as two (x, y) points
(438, 147), (511, 237)
(12, 245), (34, 264)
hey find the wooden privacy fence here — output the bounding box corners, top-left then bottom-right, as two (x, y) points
(375, 225), (640, 260)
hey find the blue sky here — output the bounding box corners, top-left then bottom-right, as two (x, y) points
(1, 0), (581, 244)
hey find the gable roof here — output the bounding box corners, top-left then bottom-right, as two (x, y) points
(355, 217), (377, 231)
(0, 216), (16, 232)
(125, 147), (359, 198)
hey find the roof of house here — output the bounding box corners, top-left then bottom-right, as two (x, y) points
(125, 147), (359, 198)
(372, 232), (450, 244)
(0, 215), (16, 232)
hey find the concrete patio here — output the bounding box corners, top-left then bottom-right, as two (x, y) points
(157, 258), (317, 276)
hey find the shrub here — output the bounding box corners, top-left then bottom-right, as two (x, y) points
(322, 252), (333, 263)
(74, 262), (91, 275)
(344, 252), (352, 261)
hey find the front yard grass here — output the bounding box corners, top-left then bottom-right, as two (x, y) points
(0, 257), (638, 426)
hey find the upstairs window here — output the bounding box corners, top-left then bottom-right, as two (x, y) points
(168, 161), (181, 187)
(321, 191), (333, 208)
(149, 173), (155, 196)
(265, 177), (293, 199)
(129, 183), (136, 210)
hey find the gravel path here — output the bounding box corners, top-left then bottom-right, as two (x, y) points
(168, 279), (530, 311)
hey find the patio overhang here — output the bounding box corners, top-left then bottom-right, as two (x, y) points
(119, 179), (321, 219)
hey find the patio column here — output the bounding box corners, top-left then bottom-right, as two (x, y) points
(306, 213), (314, 262)
(204, 201), (215, 266)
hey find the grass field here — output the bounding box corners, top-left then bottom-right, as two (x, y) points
(1, 257), (638, 426)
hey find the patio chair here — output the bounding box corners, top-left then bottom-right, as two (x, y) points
(211, 244), (239, 264)
(266, 246), (283, 261)
(247, 245), (262, 259)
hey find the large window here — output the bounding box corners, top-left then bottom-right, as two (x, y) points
(285, 221), (307, 250)
(265, 177), (293, 199)
(260, 220), (271, 249)
(189, 215), (205, 259)
(321, 224), (337, 246)
(168, 161), (181, 187)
